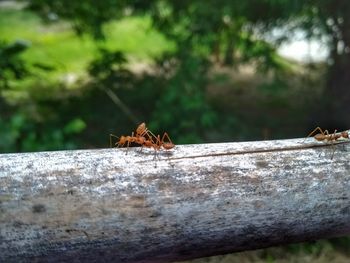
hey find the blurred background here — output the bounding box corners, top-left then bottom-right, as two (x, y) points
(0, 0), (349, 261)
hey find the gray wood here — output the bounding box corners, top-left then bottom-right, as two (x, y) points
(1, 137), (350, 262)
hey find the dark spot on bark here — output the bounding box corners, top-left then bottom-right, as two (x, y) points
(32, 204), (46, 213)
(67, 189), (75, 195)
(149, 211), (162, 218)
(241, 224), (256, 235)
(344, 163), (350, 171)
(142, 173), (161, 183)
(141, 227), (156, 235)
(337, 144), (348, 152)
(340, 206), (350, 214)
(65, 229), (90, 239)
(13, 220), (24, 228)
(256, 160), (269, 168)
(26, 162), (33, 170)
(21, 194), (30, 200)
(253, 200), (265, 209)
(130, 194), (146, 202)
(247, 176), (260, 184)
(315, 202), (331, 211)
(284, 165), (292, 170)
(157, 180), (171, 191)
(129, 194), (147, 208)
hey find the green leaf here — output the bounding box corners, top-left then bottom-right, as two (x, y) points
(63, 118), (86, 134)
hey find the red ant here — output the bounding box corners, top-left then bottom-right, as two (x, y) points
(146, 130), (175, 150)
(306, 127), (349, 142)
(110, 122), (149, 150)
(110, 123), (175, 156)
(305, 126), (349, 158)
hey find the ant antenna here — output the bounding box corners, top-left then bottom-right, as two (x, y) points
(109, 134), (119, 148)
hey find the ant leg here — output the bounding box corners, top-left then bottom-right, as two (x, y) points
(303, 127), (324, 143)
(126, 141), (130, 155)
(147, 130), (162, 150)
(110, 134), (114, 148)
(160, 132), (175, 150)
(328, 129), (336, 141)
(303, 127), (325, 142)
(126, 132), (135, 155)
(329, 130), (337, 159)
(153, 148), (159, 168)
(153, 148), (157, 160)
(331, 144), (336, 159)
(157, 134), (161, 147)
(138, 138), (146, 153)
(145, 129), (158, 142)
(139, 128), (149, 138)
(110, 134), (120, 147)
(153, 158), (157, 168)
(150, 134), (161, 159)
(138, 144), (144, 153)
(308, 127), (325, 137)
(161, 132), (173, 144)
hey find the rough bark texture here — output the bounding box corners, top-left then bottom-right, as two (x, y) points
(1, 137), (350, 262)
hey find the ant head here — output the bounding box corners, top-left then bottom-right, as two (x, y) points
(341, 131), (349, 138)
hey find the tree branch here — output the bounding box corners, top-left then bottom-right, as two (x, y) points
(1, 137), (350, 262)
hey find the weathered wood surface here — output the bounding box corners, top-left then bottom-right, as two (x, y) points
(1, 137), (350, 262)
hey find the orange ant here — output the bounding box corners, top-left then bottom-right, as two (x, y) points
(147, 130), (175, 151)
(306, 127), (349, 142)
(110, 123), (175, 156)
(305, 126), (349, 158)
(110, 122), (149, 150)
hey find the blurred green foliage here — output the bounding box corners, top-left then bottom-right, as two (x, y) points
(0, 110), (86, 152)
(0, 0), (321, 153)
(149, 51), (217, 143)
(0, 0), (349, 150)
(0, 40), (30, 90)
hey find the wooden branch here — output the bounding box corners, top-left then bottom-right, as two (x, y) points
(1, 137), (350, 262)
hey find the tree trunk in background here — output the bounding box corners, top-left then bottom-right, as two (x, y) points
(223, 36), (234, 66)
(322, 3), (350, 130)
(324, 53), (350, 128)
